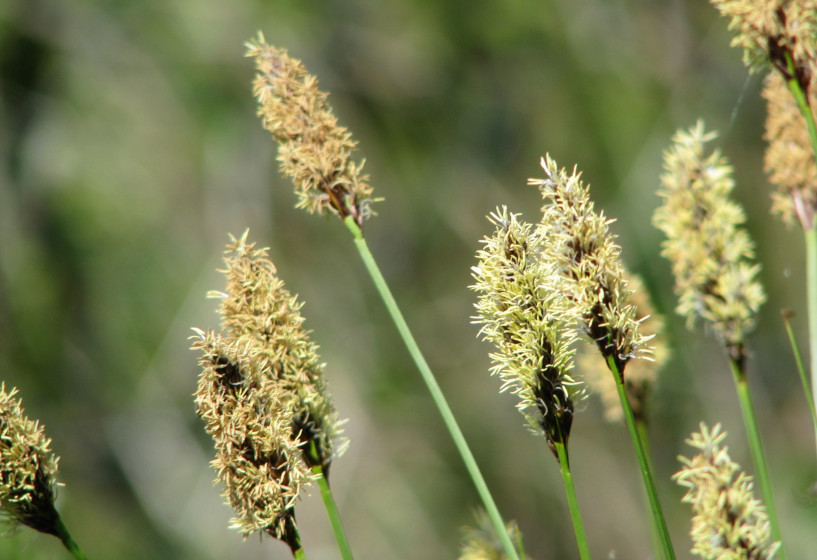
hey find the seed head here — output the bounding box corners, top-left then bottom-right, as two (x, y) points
(458, 509), (524, 560)
(193, 232), (346, 544)
(763, 71), (817, 229)
(0, 384), (61, 536)
(654, 122), (766, 355)
(674, 423), (780, 560)
(247, 33), (376, 226)
(472, 207), (581, 455)
(711, 0), (817, 88)
(530, 155), (649, 375)
(580, 273), (669, 423)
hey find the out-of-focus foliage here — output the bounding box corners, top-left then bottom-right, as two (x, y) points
(0, 0), (813, 559)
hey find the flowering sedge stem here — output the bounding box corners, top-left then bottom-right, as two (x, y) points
(783, 53), (817, 459)
(54, 515), (89, 560)
(607, 355), (675, 560)
(553, 440), (590, 560)
(310, 442), (355, 560)
(343, 216), (522, 560)
(728, 358), (786, 560)
(782, 310), (817, 441)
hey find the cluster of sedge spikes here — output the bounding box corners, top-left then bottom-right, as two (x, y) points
(472, 156), (652, 454)
(192, 232), (344, 549)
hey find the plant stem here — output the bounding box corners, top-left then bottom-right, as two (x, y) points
(343, 216), (522, 560)
(553, 441), (591, 560)
(607, 356), (675, 560)
(782, 310), (817, 441)
(293, 548), (308, 560)
(782, 55), (817, 461)
(806, 228), (817, 453)
(53, 515), (89, 560)
(636, 418), (664, 560)
(728, 358), (786, 559)
(310, 443), (355, 560)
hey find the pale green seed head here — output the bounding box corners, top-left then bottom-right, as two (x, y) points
(674, 423), (780, 560)
(458, 509), (524, 560)
(472, 207), (581, 453)
(654, 122), (766, 352)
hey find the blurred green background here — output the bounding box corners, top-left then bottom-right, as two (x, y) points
(1, 0), (815, 558)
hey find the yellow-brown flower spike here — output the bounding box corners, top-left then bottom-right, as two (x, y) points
(674, 423), (780, 560)
(763, 70), (817, 229)
(530, 155), (649, 375)
(193, 232), (345, 546)
(654, 122), (766, 359)
(212, 231), (345, 473)
(471, 207), (582, 456)
(580, 273), (669, 423)
(0, 384), (61, 536)
(711, 0), (817, 94)
(193, 332), (311, 546)
(458, 509), (524, 560)
(246, 33), (376, 227)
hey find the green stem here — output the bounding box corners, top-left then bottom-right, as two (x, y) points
(607, 356), (675, 560)
(343, 216), (522, 560)
(553, 441), (591, 560)
(293, 548), (308, 560)
(728, 358), (786, 559)
(636, 419), (664, 560)
(783, 49), (817, 465)
(310, 444), (355, 560)
(806, 229), (817, 454)
(782, 310), (817, 441)
(53, 515), (89, 560)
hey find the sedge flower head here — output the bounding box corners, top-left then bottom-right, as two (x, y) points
(580, 273), (669, 423)
(674, 423), (780, 560)
(653, 122), (766, 355)
(763, 70), (817, 229)
(246, 33), (376, 227)
(193, 231), (345, 545)
(458, 509), (524, 560)
(0, 384), (61, 536)
(711, 0), (817, 82)
(472, 207), (582, 456)
(529, 155), (649, 375)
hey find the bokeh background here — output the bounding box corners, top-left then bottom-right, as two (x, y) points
(1, 0), (815, 558)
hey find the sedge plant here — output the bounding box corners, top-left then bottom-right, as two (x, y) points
(652, 121), (783, 557)
(245, 33), (521, 560)
(530, 156), (676, 560)
(711, 0), (817, 463)
(471, 207), (589, 560)
(192, 232), (352, 559)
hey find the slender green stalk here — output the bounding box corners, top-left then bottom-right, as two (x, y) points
(294, 548), (307, 560)
(806, 229), (817, 447)
(607, 356), (675, 560)
(343, 216), (522, 560)
(782, 310), (817, 438)
(310, 443), (355, 560)
(553, 441), (590, 560)
(728, 358), (786, 559)
(53, 515), (89, 560)
(783, 54), (817, 455)
(635, 419), (664, 560)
